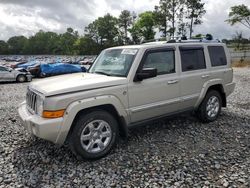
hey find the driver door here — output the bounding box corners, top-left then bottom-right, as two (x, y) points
(128, 48), (181, 123)
(0, 67), (14, 82)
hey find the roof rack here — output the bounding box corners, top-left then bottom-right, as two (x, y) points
(167, 38), (221, 43)
(142, 38), (221, 45)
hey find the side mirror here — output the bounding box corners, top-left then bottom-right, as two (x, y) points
(135, 68), (157, 82)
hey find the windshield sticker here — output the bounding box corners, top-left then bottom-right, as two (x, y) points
(121, 49), (138, 55)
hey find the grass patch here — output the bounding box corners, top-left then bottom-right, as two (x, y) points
(232, 60), (250, 67)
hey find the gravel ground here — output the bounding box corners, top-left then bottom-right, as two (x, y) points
(0, 68), (249, 188)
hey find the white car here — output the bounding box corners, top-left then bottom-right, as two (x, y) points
(0, 65), (32, 82)
(18, 41), (235, 159)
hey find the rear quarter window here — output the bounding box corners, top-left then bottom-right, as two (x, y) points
(208, 46), (227, 67)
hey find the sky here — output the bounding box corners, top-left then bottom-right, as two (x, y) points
(0, 0), (249, 41)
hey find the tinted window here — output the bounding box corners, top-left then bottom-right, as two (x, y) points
(208, 46), (227, 66)
(142, 50), (175, 75)
(0, 67), (8, 71)
(180, 48), (206, 72)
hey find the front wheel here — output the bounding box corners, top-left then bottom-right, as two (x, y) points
(17, 75), (26, 83)
(197, 90), (222, 123)
(69, 110), (119, 160)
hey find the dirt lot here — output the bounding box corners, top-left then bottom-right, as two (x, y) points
(0, 68), (249, 188)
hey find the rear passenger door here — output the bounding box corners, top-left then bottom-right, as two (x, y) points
(179, 46), (210, 109)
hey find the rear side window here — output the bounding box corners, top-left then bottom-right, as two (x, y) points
(180, 47), (206, 72)
(208, 46), (227, 66)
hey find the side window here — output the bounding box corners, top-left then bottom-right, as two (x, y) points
(208, 46), (227, 66)
(180, 47), (206, 72)
(0, 67), (7, 72)
(142, 50), (175, 75)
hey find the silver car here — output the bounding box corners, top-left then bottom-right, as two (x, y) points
(0, 65), (32, 83)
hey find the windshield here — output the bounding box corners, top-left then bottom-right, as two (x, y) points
(89, 48), (138, 77)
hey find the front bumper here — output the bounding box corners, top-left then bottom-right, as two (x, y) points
(18, 102), (64, 144)
(26, 75), (33, 82)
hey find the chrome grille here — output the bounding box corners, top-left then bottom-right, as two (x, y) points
(26, 89), (37, 113)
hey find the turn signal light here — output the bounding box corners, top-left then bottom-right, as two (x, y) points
(43, 110), (65, 118)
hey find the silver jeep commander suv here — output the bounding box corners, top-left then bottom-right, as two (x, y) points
(18, 40), (235, 159)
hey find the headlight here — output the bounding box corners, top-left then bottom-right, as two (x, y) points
(36, 95), (44, 116)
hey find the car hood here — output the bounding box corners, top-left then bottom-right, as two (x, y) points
(30, 73), (127, 96)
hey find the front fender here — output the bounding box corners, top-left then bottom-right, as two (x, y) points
(194, 79), (224, 109)
(55, 95), (129, 144)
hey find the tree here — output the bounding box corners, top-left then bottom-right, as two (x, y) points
(98, 14), (119, 46)
(154, 2), (170, 38)
(226, 4), (250, 29)
(118, 10), (133, 44)
(0, 40), (9, 54)
(59, 27), (79, 55)
(177, 6), (188, 37)
(23, 30), (61, 55)
(129, 24), (142, 44)
(158, 0), (185, 37)
(7, 36), (28, 54)
(85, 14), (119, 47)
(186, 0), (206, 38)
(85, 21), (100, 44)
(132, 11), (156, 42)
(74, 36), (99, 55)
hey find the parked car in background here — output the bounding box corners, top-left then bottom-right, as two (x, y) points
(0, 65), (32, 82)
(27, 63), (41, 78)
(40, 63), (87, 77)
(79, 56), (97, 65)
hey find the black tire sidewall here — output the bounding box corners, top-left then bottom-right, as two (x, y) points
(199, 90), (222, 122)
(70, 110), (118, 159)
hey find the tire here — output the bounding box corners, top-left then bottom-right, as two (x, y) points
(197, 90), (222, 123)
(17, 75), (26, 83)
(69, 110), (119, 160)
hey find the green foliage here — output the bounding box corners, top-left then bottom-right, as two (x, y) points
(0, 40), (9, 54)
(118, 10), (133, 44)
(226, 4), (250, 29)
(59, 27), (79, 55)
(85, 14), (119, 47)
(74, 36), (100, 55)
(7, 36), (28, 54)
(158, 0), (185, 37)
(129, 23), (141, 44)
(132, 11), (156, 42)
(186, 0), (206, 38)
(154, 2), (170, 37)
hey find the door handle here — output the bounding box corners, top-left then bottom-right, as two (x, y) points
(167, 80), (179, 84)
(201, 75), (210, 79)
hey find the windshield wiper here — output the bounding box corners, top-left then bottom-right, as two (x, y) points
(94, 71), (111, 76)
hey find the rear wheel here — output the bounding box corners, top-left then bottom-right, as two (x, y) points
(197, 90), (222, 122)
(17, 75), (26, 83)
(69, 110), (118, 160)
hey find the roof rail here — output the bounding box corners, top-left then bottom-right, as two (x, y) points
(167, 38), (221, 43)
(141, 35), (221, 45)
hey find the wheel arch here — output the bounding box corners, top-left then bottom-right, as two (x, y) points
(66, 104), (128, 142)
(16, 73), (27, 81)
(55, 95), (129, 145)
(195, 80), (226, 109)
